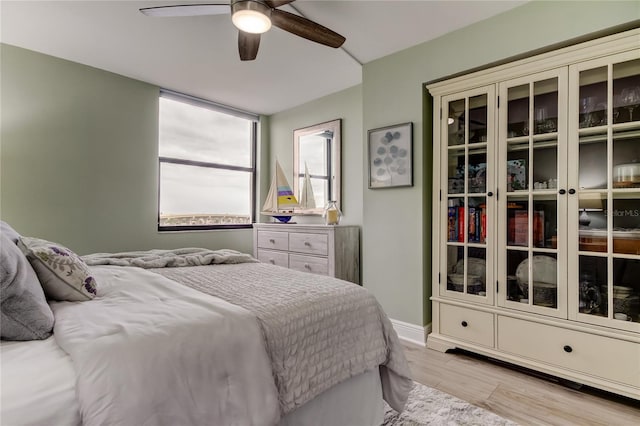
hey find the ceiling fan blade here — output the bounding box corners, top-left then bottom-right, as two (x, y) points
(140, 4), (229, 17)
(238, 31), (261, 61)
(270, 9), (345, 48)
(264, 0), (296, 7)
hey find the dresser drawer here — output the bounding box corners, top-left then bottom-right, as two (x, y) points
(289, 254), (329, 276)
(289, 232), (328, 256)
(440, 304), (494, 348)
(497, 316), (640, 388)
(256, 249), (289, 268)
(257, 231), (289, 251)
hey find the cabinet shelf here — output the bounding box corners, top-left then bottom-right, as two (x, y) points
(532, 191), (559, 199)
(505, 191), (529, 198)
(447, 143), (488, 154)
(506, 132), (559, 144)
(507, 140), (558, 152)
(467, 242), (487, 248)
(578, 126), (640, 144)
(611, 188), (640, 197)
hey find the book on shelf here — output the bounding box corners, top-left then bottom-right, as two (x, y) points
(507, 203), (525, 245)
(533, 210), (545, 247)
(467, 206), (485, 243)
(458, 206), (465, 242)
(466, 204), (487, 244)
(447, 206), (457, 242)
(468, 207), (477, 242)
(480, 204), (487, 243)
(514, 210), (528, 246)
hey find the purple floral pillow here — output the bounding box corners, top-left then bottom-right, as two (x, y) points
(17, 237), (97, 301)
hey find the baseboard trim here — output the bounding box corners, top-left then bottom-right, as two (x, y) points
(390, 319), (430, 347)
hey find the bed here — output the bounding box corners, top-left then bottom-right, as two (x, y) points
(1, 225), (412, 426)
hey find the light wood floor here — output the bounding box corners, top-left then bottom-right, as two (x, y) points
(402, 341), (640, 425)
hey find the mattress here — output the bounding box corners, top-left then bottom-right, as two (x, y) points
(1, 337), (80, 426)
(0, 336), (383, 426)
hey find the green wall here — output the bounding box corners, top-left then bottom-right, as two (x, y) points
(0, 44), (254, 254)
(268, 85), (363, 225)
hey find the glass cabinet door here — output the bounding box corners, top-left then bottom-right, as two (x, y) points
(569, 51), (640, 332)
(440, 86), (495, 304)
(497, 69), (568, 318)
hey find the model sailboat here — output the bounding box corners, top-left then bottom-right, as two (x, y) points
(261, 160), (299, 223)
(298, 162), (316, 210)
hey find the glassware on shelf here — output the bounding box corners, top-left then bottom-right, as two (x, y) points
(579, 96), (598, 128)
(323, 200), (342, 225)
(620, 86), (640, 121)
(534, 106), (556, 133)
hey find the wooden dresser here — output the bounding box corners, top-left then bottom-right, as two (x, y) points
(253, 223), (360, 284)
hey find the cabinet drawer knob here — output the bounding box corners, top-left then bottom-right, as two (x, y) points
(269, 238), (275, 243)
(563, 345), (573, 353)
(487, 191), (494, 197)
(558, 189), (566, 195)
(269, 259), (275, 264)
(568, 188), (576, 194)
(304, 241), (311, 246)
(304, 263), (311, 270)
(461, 321), (468, 327)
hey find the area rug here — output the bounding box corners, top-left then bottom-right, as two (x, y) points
(383, 381), (518, 426)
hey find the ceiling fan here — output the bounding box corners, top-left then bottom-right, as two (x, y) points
(140, 0), (346, 61)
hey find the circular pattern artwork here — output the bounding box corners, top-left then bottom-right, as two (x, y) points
(368, 123), (413, 188)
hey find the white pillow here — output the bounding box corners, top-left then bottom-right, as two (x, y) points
(17, 237), (97, 301)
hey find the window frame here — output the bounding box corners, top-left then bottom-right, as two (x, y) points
(157, 89), (258, 232)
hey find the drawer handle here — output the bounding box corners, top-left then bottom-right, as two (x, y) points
(563, 345), (572, 353)
(269, 259), (275, 264)
(304, 263), (311, 270)
(269, 238), (275, 243)
(461, 321), (468, 328)
(304, 241), (311, 246)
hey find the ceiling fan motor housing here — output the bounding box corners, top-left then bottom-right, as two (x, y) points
(232, 0), (271, 14)
(232, 0), (272, 34)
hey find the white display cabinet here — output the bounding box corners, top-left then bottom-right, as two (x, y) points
(428, 28), (640, 400)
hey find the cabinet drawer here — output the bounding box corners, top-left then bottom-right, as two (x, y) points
(498, 316), (640, 388)
(256, 249), (289, 267)
(257, 231), (289, 251)
(440, 304), (494, 348)
(289, 232), (328, 256)
(289, 254), (329, 276)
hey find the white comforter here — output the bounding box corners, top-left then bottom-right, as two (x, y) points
(49, 266), (280, 426)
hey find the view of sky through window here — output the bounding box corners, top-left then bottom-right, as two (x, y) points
(158, 95), (254, 227)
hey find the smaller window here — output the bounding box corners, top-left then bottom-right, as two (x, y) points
(158, 90), (257, 230)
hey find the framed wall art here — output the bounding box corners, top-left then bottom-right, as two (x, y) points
(368, 122), (413, 188)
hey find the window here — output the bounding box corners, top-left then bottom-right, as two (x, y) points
(158, 90), (257, 230)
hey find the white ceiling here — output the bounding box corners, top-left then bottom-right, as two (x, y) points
(1, 0), (526, 115)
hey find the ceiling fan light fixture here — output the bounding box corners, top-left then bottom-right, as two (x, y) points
(231, 1), (272, 34)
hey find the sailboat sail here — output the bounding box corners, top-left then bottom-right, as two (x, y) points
(299, 162), (316, 210)
(261, 160), (299, 215)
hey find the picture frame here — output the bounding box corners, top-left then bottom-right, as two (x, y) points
(368, 122), (413, 188)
